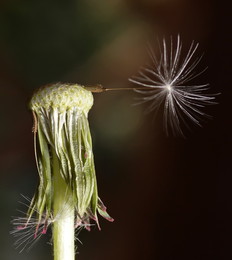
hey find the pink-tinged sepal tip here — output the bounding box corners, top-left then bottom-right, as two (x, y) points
(106, 216), (114, 222)
(85, 225), (91, 232)
(16, 225), (27, 230)
(34, 224), (40, 239)
(86, 209), (97, 221)
(75, 219), (82, 229)
(97, 207), (114, 222)
(41, 226), (48, 234)
(98, 198), (107, 211)
(94, 215), (101, 231)
(83, 218), (90, 229)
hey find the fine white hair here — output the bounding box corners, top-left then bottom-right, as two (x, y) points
(129, 35), (216, 136)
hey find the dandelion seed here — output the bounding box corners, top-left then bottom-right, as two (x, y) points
(129, 35), (217, 136)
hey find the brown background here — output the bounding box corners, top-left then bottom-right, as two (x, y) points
(0, 0), (230, 259)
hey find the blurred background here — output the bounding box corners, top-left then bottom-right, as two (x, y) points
(0, 0), (231, 259)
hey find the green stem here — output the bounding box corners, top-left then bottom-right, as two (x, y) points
(53, 149), (75, 260)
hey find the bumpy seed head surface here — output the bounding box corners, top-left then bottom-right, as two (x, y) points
(30, 83), (94, 113)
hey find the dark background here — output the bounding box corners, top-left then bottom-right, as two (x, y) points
(0, 0), (231, 259)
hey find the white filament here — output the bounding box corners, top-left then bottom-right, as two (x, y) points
(129, 35), (216, 136)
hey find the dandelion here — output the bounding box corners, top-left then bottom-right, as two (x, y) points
(12, 36), (216, 257)
(129, 35), (216, 136)
(12, 83), (113, 259)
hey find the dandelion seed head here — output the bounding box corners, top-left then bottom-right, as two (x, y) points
(30, 83), (93, 114)
(129, 35), (217, 136)
(12, 83), (114, 252)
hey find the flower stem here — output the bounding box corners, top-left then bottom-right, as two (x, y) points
(53, 149), (75, 260)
